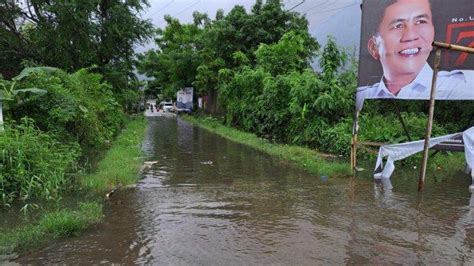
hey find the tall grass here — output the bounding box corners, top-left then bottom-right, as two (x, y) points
(183, 115), (351, 177)
(0, 118), (80, 207)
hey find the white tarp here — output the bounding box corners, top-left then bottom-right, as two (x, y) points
(374, 127), (474, 180)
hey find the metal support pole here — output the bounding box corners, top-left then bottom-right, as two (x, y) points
(418, 49), (442, 191)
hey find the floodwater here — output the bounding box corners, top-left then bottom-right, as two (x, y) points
(15, 117), (474, 264)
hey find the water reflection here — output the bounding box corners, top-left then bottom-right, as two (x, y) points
(15, 117), (474, 264)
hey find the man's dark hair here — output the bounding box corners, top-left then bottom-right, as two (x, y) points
(367, 0), (432, 37)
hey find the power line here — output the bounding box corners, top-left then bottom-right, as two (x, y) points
(307, 2), (357, 16)
(299, 0), (331, 14)
(174, 0), (201, 17)
(289, 0), (305, 11)
(149, 0), (175, 18)
(307, 3), (359, 27)
(153, 0), (201, 27)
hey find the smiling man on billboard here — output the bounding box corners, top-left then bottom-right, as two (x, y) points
(356, 0), (474, 110)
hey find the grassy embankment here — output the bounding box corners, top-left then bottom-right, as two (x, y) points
(183, 115), (351, 177)
(0, 116), (147, 258)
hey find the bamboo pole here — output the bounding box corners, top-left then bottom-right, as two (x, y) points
(351, 134), (358, 171)
(351, 110), (360, 171)
(433, 41), (474, 53)
(418, 49), (442, 191)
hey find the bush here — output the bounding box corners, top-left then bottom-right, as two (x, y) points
(317, 112), (449, 158)
(8, 68), (124, 150)
(218, 67), (269, 130)
(218, 36), (357, 151)
(360, 112), (448, 143)
(319, 118), (352, 156)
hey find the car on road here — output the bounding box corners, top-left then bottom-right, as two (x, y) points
(161, 102), (173, 112)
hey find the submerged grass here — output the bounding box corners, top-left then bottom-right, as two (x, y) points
(182, 115), (351, 177)
(0, 116), (147, 259)
(0, 202), (102, 257)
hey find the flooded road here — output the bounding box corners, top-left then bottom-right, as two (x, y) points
(17, 117), (474, 264)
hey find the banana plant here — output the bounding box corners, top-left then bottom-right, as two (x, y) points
(0, 67), (57, 131)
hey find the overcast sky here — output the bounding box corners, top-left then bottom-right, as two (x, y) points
(137, 0), (361, 53)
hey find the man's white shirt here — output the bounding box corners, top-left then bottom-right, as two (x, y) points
(356, 63), (474, 111)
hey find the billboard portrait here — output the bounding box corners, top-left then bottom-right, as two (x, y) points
(176, 87), (193, 110)
(356, 0), (474, 111)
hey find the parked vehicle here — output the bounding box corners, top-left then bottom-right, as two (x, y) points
(161, 102), (173, 112)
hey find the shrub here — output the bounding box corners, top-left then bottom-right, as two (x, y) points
(360, 112), (448, 143)
(319, 118), (352, 156)
(317, 112), (449, 158)
(8, 68), (124, 150)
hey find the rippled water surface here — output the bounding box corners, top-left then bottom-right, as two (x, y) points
(16, 117), (474, 264)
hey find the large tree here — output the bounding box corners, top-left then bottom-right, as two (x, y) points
(137, 12), (207, 99)
(0, 0), (153, 94)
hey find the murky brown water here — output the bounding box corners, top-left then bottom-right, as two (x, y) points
(15, 117), (474, 264)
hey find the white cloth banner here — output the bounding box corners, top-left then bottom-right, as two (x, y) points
(374, 127), (474, 180)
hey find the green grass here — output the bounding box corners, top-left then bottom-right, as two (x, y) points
(0, 202), (102, 257)
(182, 115), (351, 177)
(81, 116), (147, 192)
(0, 116), (147, 259)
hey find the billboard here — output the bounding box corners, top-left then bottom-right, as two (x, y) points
(356, 0), (474, 110)
(176, 87), (193, 110)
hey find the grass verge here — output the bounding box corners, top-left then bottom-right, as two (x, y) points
(82, 116), (147, 192)
(0, 116), (147, 259)
(182, 115), (351, 177)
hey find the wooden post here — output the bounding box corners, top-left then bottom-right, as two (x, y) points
(351, 110), (360, 171)
(418, 49), (442, 191)
(351, 134), (358, 171)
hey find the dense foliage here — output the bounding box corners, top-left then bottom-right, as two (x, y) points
(0, 67), (124, 207)
(0, 0), (150, 208)
(0, 0), (152, 109)
(218, 34), (355, 147)
(8, 68), (124, 149)
(137, 0), (317, 99)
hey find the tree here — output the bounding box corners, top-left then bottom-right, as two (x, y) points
(195, 0), (318, 95)
(137, 14), (204, 99)
(256, 31), (316, 76)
